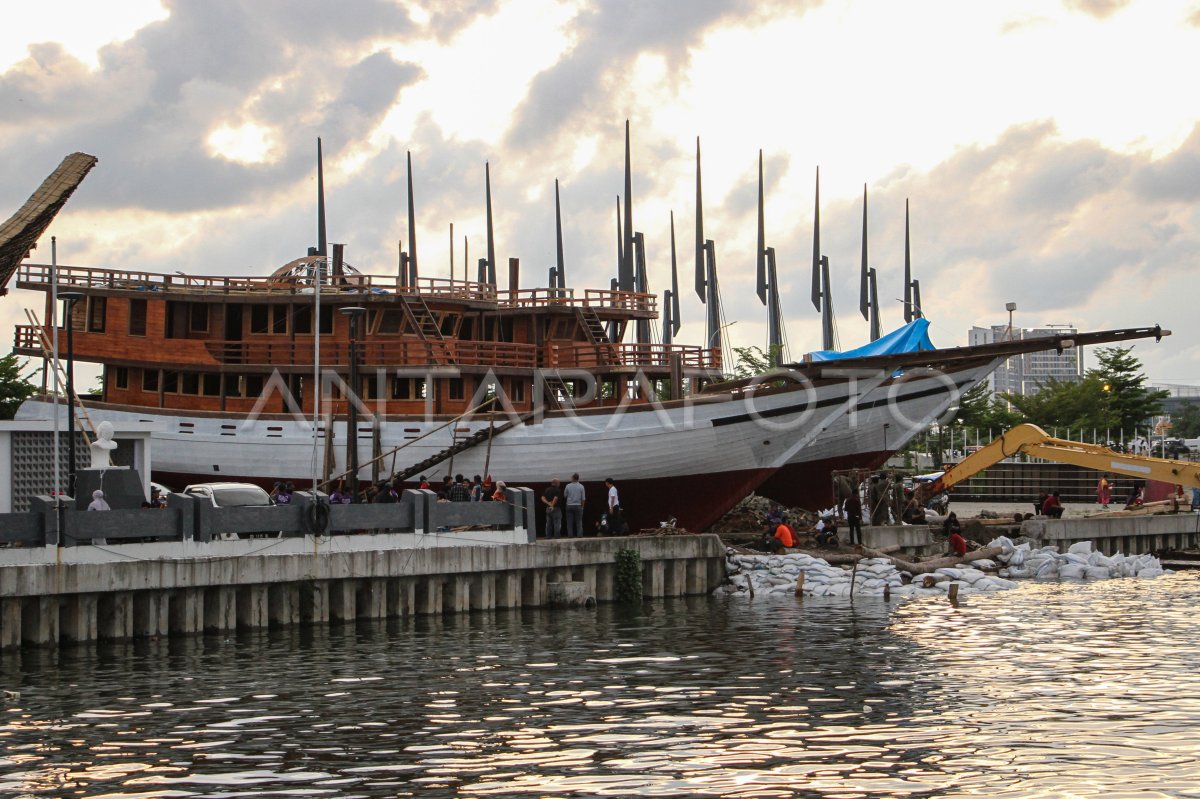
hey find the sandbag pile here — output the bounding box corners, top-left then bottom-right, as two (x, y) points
(985, 536), (1166, 580)
(717, 537), (1168, 600)
(716, 553), (1020, 599)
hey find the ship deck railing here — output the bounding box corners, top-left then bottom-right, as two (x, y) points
(13, 324), (722, 371)
(546, 342), (721, 370)
(16, 263), (657, 313)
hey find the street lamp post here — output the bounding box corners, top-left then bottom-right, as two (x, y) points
(59, 291), (84, 498)
(339, 306), (366, 502)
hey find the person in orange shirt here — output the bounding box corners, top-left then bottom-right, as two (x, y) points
(766, 521), (795, 552)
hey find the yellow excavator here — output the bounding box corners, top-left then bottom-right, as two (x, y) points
(916, 424), (1200, 503)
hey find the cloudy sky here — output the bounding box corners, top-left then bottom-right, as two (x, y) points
(2, 0), (1199, 384)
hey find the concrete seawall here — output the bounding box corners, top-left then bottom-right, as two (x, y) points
(0, 534), (727, 649)
(1023, 513), (1200, 555)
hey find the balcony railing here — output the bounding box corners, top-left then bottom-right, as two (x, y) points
(16, 264), (658, 313)
(547, 342), (721, 370)
(14, 325), (719, 372)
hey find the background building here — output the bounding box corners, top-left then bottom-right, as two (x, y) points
(969, 325), (1084, 399)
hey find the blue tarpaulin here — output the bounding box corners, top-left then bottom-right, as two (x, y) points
(806, 318), (935, 362)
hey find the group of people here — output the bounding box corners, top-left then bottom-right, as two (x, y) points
(760, 510), (847, 553)
(540, 475), (622, 538)
(423, 474), (508, 503)
(316, 474), (514, 505)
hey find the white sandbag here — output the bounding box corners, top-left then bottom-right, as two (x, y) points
(970, 559), (998, 570)
(1035, 560), (1060, 579)
(988, 535), (1015, 552)
(1067, 541), (1093, 555)
(1087, 551), (1113, 568)
(1084, 566), (1111, 580)
(936, 567), (964, 580)
(1059, 563), (1087, 579)
(1063, 552), (1089, 566)
(1137, 567), (1164, 578)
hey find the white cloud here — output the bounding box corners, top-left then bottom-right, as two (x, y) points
(1, 0), (1198, 385)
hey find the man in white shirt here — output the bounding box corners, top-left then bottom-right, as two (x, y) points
(604, 477), (624, 535)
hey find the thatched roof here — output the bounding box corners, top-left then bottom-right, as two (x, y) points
(0, 152), (97, 294)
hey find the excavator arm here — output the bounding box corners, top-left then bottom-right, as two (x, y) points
(918, 423), (1200, 501)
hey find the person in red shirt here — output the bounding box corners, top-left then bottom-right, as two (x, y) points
(1041, 491), (1064, 519)
(948, 531), (968, 557)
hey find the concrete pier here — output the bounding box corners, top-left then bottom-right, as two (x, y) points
(1024, 513), (1200, 555)
(0, 535), (726, 649)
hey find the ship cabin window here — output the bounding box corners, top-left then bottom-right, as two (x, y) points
(391, 377), (427, 400)
(203, 374), (221, 396)
(319, 305), (333, 335)
(510, 379), (525, 403)
(293, 305), (312, 335)
(143, 370), (159, 392)
(128, 299), (147, 336)
(189, 303), (209, 333)
(373, 309), (405, 334)
(547, 318), (575, 339)
(447, 378), (464, 401)
(250, 304), (269, 334)
(599, 380), (616, 400)
(113, 367), (128, 390)
(163, 371), (179, 393)
(439, 313), (460, 337)
(239, 375), (264, 398)
(87, 297), (106, 332)
(459, 318), (474, 340)
(271, 305), (287, 334)
(227, 375), (263, 398)
(482, 318), (514, 341)
(364, 375), (387, 400)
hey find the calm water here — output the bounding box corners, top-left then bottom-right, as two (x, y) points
(3, 574), (1199, 798)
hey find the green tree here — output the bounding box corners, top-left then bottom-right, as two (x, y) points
(1089, 346), (1168, 432)
(1170, 401), (1200, 439)
(0, 352), (37, 420)
(953, 382), (1025, 432)
(731, 345), (784, 379)
(1002, 374), (1118, 433)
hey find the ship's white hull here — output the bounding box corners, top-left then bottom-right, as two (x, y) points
(18, 370), (888, 532)
(757, 358), (1002, 507)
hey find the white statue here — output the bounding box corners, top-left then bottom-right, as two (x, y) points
(89, 421), (118, 469)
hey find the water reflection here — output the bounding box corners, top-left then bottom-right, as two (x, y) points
(2, 576), (1198, 797)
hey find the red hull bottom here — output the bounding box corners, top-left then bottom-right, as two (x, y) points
(153, 467), (778, 535)
(755, 451), (893, 512)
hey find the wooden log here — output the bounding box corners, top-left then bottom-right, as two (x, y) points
(857, 545), (1005, 576)
(787, 545), (901, 565)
